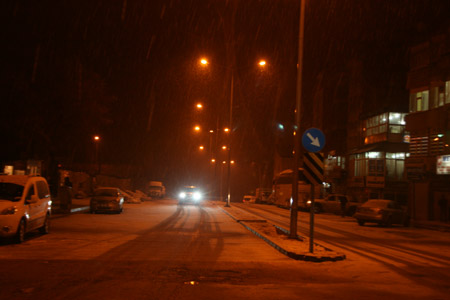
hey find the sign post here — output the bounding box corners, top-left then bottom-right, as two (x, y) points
(302, 128), (325, 253)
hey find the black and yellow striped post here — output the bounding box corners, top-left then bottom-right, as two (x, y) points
(303, 152), (324, 253)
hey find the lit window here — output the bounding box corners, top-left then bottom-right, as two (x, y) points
(367, 152), (382, 159)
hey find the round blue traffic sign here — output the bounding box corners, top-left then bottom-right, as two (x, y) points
(302, 128), (325, 152)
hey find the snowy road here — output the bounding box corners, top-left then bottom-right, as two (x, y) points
(0, 199), (449, 299)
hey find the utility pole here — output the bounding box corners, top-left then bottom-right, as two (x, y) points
(290, 0), (306, 239)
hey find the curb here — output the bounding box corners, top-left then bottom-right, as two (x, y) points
(220, 206), (346, 262)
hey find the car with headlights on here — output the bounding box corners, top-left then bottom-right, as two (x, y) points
(90, 187), (125, 214)
(0, 175), (52, 243)
(354, 199), (409, 227)
(178, 186), (202, 205)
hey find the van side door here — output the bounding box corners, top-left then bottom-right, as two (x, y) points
(25, 182), (41, 231)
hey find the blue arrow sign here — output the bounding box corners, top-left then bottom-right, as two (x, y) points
(302, 128), (325, 152)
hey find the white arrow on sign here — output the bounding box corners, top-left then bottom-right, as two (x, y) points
(307, 132), (321, 147)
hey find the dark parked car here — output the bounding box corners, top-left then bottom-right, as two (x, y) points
(307, 194), (361, 216)
(354, 199), (409, 227)
(90, 187), (125, 214)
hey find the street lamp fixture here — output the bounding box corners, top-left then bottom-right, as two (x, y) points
(196, 103), (203, 109)
(93, 135), (101, 174)
(194, 125), (201, 132)
(199, 145), (204, 150)
(199, 57), (267, 207)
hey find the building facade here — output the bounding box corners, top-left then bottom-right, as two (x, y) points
(405, 28), (450, 221)
(344, 112), (410, 204)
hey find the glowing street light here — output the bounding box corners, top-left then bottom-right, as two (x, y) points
(196, 103), (203, 109)
(194, 125), (201, 132)
(93, 135), (101, 174)
(199, 145), (205, 150)
(199, 57), (266, 207)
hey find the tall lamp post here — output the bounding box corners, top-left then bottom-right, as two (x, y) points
(224, 73), (234, 206)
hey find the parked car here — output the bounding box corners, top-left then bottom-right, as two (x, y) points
(90, 187), (125, 214)
(307, 194), (361, 216)
(255, 188), (271, 204)
(178, 186), (203, 205)
(242, 195), (257, 203)
(353, 199), (409, 227)
(0, 175), (52, 243)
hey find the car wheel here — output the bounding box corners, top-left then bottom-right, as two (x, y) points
(39, 214), (49, 234)
(357, 219), (365, 226)
(15, 219), (26, 244)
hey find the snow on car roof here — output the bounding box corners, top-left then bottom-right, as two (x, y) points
(363, 199), (391, 207)
(0, 175), (33, 186)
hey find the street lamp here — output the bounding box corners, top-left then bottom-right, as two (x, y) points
(93, 135), (100, 174)
(199, 57), (266, 207)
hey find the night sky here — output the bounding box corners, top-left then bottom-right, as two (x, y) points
(2, 0), (450, 193)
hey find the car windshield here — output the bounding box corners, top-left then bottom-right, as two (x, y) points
(94, 189), (117, 197)
(0, 182), (24, 202)
(182, 186), (198, 192)
(363, 200), (389, 208)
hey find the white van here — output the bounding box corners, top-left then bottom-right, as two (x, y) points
(0, 175), (52, 243)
